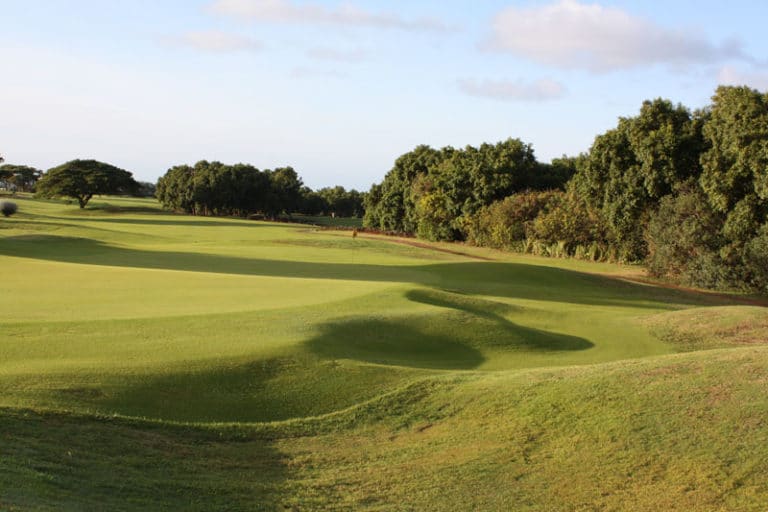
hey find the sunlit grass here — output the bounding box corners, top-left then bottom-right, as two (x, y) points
(1, 195), (766, 510)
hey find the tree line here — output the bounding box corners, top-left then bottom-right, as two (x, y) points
(363, 139), (574, 240)
(0, 165), (43, 193)
(7, 158), (361, 218)
(363, 85), (768, 293)
(155, 160), (364, 218)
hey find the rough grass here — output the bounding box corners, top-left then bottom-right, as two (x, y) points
(1, 195), (767, 510)
(643, 306), (768, 351)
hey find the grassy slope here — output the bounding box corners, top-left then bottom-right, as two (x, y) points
(1, 195), (766, 510)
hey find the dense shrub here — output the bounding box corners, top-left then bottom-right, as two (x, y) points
(530, 191), (613, 260)
(645, 187), (727, 288)
(1, 201), (18, 217)
(464, 190), (561, 249)
(743, 224), (768, 293)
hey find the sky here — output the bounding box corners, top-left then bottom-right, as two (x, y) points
(2, 0), (768, 190)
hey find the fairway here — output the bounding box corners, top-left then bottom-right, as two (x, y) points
(2, 196), (768, 510)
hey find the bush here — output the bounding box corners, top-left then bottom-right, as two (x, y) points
(644, 187), (727, 288)
(531, 191), (612, 259)
(1, 201), (17, 217)
(464, 190), (561, 249)
(743, 224), (768, 293)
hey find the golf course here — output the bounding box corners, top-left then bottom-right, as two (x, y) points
(2, 195), (768, 511)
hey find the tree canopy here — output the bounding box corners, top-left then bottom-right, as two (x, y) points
(156, 160), (366, 219)
(36, 160), (140, 208)
(0, 164), (43, 192)
(363, 139), (573, 240)
(568, 98), (705, 260)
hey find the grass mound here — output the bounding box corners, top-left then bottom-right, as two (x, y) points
(643, 306), (768, 351)
(2, 347), (768, 511)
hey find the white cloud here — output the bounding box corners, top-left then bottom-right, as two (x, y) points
(306, 46), (366, 62)
(210, 0), (450, 31)
(489, 0), (745, 72)
(717, 66), (768, 91)
(170, 31), (263, 52)
(459, 78), (566, 101)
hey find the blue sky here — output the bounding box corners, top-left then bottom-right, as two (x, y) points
(2, 0), (768, 189)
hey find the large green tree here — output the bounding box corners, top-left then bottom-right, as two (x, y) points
(365, 144), (444, 233)
(156, 161), (309, 218)
(266, 167), (303, 217)
(156, 164), (195, 213)
(700, 86), (768, 250)
(695, 85), (768, 290)
(37, 159), (139, 208)
(572, 98), (705, 260)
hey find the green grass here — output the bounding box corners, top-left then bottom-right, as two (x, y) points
(1, 195), (767, 510)
(642, 306), (768, 351)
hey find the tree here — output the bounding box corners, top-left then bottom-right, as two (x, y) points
(363, 183), (384, 228)
(744, 223), (768, 293)
(0, 164), (43, 192)
(572, 98), (705, 261)
(156, 161), (313, 218)
(314, 186), (365, 217)
(156, 164), (195, 213)
(135, 181), (157, 198)
(0, 167), (11, 189)
(364, 145), (444, 233)
(266, 167), (303, 217)
(700, 86), (768, 248)
(299, 187), (328, 215)
(36, 160), (139, 208)
(364, 139), (552, 240)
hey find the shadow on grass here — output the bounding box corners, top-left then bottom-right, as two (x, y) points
(73, 218), (268, 228)
(405, 289), (593, 352)
(58, 292), (592, 425)
(32, 212), (266, 229)
(1, 219), (168, 238)
(307, 289), (592, 368)
(0, 234), (712, 309)
(74, 205), (166, 214)
(0, 407), (292, 511)
(89, 356), (418, 424)
(306, 318), (486, 369)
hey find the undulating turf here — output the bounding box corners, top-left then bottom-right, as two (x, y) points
(1, 194), (766, 510)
